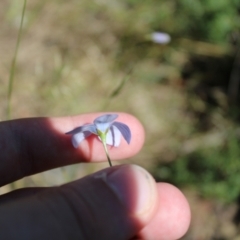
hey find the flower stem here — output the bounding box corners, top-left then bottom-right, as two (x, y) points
(102, 141), (112, 167)
(97, 130), (113, 167)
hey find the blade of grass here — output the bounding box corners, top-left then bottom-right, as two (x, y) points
(7, 0), (27, 120)
(109, 72), (131, 98)
(102, 67), (133, 110)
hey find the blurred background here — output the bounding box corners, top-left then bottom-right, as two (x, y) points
(1, 0), (240, 239)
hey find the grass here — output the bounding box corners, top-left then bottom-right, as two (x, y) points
(154, 131), (240, 203)
(6, 0), (27, 120)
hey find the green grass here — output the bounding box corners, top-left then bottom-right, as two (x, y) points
(7, 0), (27, 120)
(154, 132), (240, 203)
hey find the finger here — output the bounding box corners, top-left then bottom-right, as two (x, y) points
(0, 165), (158, 240)
(0, 187), (47, 205)
(138, 183), (191, 240)
(0, 112), (144, 186)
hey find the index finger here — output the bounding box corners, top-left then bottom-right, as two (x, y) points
(0, 112), (145, 186)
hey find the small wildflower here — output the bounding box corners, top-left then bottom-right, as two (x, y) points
(66, 114), (131, 166)
(149, 32), (171, 44)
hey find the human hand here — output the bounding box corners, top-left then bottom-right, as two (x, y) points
(0, 113), (190, 240)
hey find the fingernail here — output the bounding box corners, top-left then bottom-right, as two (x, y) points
(106, 165), (157, 219)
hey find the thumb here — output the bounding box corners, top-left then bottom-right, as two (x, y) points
(0, 165), (158, 240)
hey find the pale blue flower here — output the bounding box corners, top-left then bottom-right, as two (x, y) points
(66, 114), (131, 166)
(150, 32), (171, 44)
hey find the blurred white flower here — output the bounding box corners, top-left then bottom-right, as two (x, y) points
(151, 32), (171, 44)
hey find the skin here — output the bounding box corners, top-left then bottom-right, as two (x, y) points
(0, 113), (191, 240)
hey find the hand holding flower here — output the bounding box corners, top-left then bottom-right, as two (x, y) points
(0, 113), (190, 240)
(66, 114), (132, 166)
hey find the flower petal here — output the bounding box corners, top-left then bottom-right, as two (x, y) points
(94, 114), (118, 133)
(66, 124), (97, 135)
(81, 124), (98, 134)
(112, 122), (131, 144)
(151, 32), (171, 44)
(66, 124), (97, 148)
(95, 122), (111, 133)
(71, 131), (92, 148)
(65, 126), (83, 135)
(105, 125), (121, 147)
(94, 114), (118, 124)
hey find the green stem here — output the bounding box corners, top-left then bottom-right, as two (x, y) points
(7, 0), (27, 120)
(102, 141), (112, 167)
(97, 130), (113, 167)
